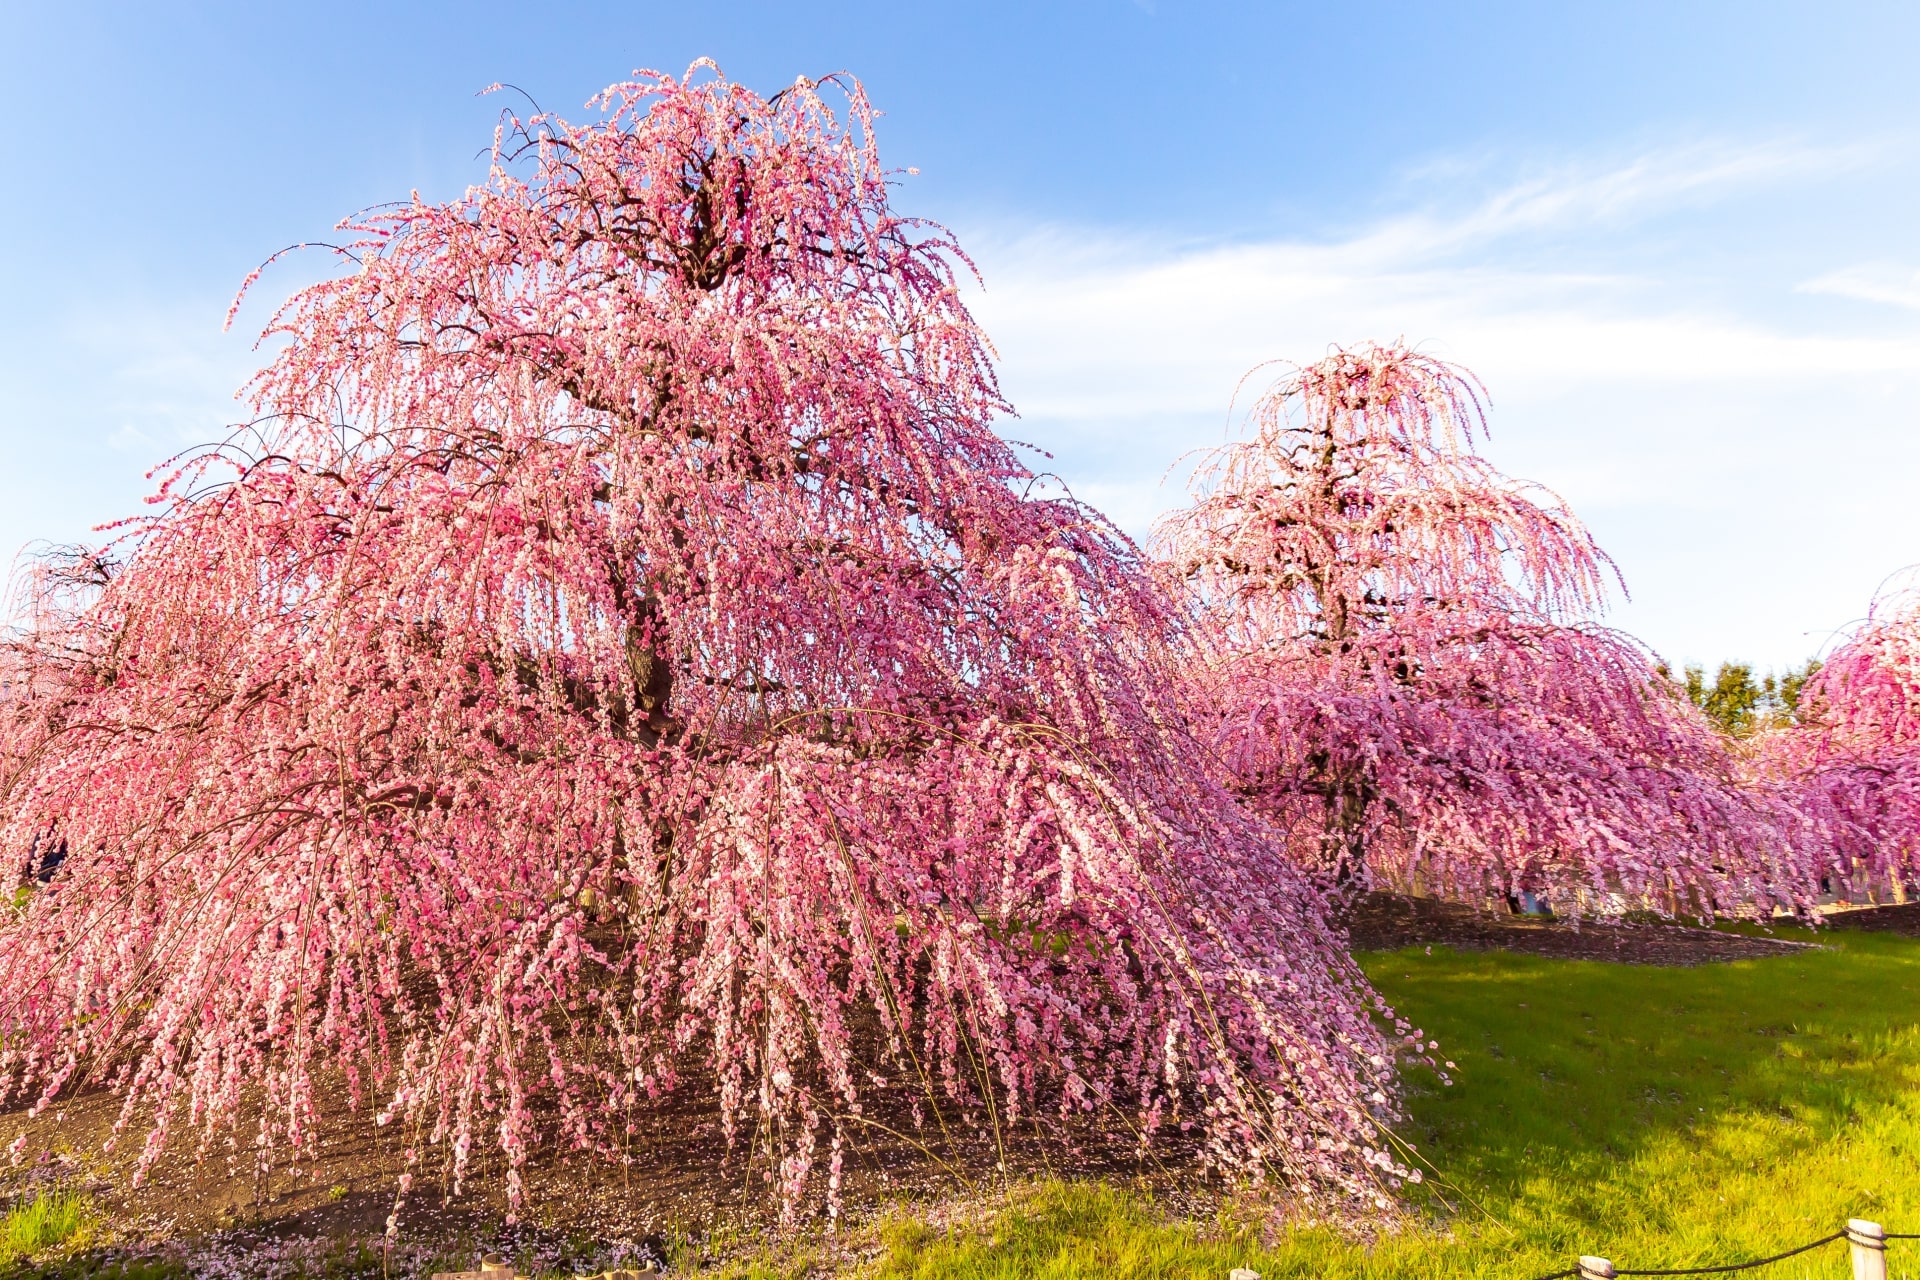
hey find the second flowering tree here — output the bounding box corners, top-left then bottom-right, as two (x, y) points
(1158, 343), (1813, 914)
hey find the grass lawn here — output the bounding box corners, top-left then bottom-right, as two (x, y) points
(0, 1190), (94, 1269)
(871, 924), (1920, 1279)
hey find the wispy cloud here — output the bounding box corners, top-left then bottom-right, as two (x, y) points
(966, 141), (1917, 427)
(961, 138), (1920, 667)
(1345, 137), (1874, 265)
(1800, 261), (1920, 310)
(0, 293), (263, 567)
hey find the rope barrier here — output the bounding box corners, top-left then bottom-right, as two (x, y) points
(1524, 1224), (1898, 1280)
(1610, 1231), (1845, 1275)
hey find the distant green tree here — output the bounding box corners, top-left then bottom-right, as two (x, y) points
(1672, 658), (1824, 737)
(1776, 658), (1823, 720)
(1684, 662), (1761, 736)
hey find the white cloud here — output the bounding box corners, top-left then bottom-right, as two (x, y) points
(972, 239), (1920, 422)
(966, 140), (1909, 414)
(959, 139), (1920, 668)
(1800, 261), (1920, 310)
(0, 294), (263, 568)
(107, 422), (162, 454)
(1350, 137), (1873, 264)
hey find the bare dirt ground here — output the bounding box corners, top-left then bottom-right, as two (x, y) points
(0, 1055), (1213, 1257)
(1821, 901), (1920, 936)
(1340, 892), (1816, 964)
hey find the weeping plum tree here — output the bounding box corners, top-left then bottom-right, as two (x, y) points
(0, 68), (1412, 1219)
(1760, 575), (1920, 894)
(1157, 343), (1814, 914)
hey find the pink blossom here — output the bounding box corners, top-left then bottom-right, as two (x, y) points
(1759, 573), (1920, 889)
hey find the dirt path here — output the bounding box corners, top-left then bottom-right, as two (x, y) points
(0, 1056), (1206, 1252)
(1341, 892), (1815, 965)
(1821, 901), (1920, 936)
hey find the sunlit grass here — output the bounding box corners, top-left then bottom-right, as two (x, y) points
(0, 1187), (93, 1266)
(869, 926), (1920, 1278)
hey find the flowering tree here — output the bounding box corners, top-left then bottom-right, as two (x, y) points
(1759, 575), (1920, 895)
(0, 68), (1410, 1219)
(1157, 343), (1814, 915)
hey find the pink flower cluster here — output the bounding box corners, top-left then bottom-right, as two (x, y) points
(1757, 575), (1920, 891)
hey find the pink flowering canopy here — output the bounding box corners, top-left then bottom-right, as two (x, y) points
(0, 67), (1409, 1219)
(1763, 574), (1920, 888)
(1157, 343), (1814, 914)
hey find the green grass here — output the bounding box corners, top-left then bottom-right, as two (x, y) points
(870, 926), (1920, 1279)
(0, 1188), (93, 1267)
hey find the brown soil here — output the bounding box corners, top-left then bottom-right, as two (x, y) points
(1340, 892), (1815, 965)
(0, 1055), (1211, 1253)
(1822, 901), (1920, 936)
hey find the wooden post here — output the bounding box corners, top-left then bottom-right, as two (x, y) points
(1578, 1258), (1615, 1280)
(480, 1257), (512, 1277)
(1848, 1219), (1887, 1280)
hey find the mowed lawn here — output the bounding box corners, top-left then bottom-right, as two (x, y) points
(870, 925), (1920, 1280)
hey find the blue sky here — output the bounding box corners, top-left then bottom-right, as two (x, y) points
(4, 1), (1919, 669)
